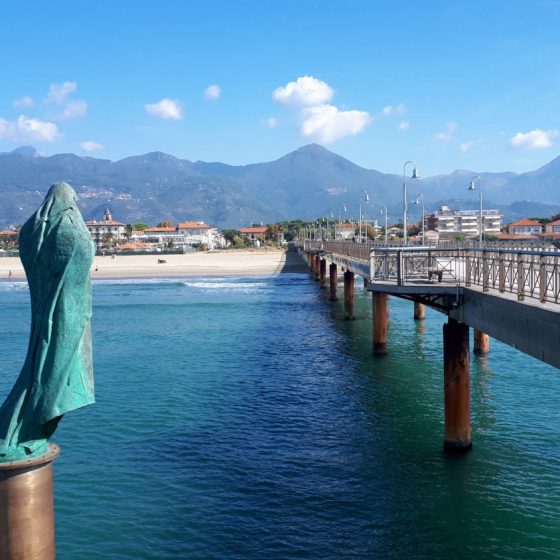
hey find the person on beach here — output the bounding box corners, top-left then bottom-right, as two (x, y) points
(8, 270), (12, 279)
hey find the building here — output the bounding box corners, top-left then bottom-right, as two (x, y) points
(239, 226), (267, 241)
(85, 208), (126, 250)
(506, 219), (543, 235)
(334, 223), (358, 240)
(426, 206), (501, 238)
(544, 219), (560, 234)
(177, 221), (216, 247)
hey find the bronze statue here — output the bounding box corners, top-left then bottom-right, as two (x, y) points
(0, 182), (95, 462)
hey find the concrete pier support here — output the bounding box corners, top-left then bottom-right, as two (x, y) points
(319, 259), (327, 289)
(0, 444), (60, 560)
(329, 263), (338, 301)
(473, 329), (490, 354)
(314, 255), (320, 281)
(363, 277), (368, 289)
(413, 301), (425, 320)
(372, 292), (388, 355)
(443, 319), (472, 452)
(344, 271), (355, 320)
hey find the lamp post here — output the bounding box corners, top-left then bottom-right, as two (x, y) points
(379, 205), (388, 244)
(359, 190), (370, 243)
(415, 195), (425, 246)
(403, 161), (420, 246)
(468, 175), (483, 243)
(338, 204), (347, 240)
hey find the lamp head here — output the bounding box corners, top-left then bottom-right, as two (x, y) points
(412, 166), (420, 179)
(468, 181), (476, 191)
(365, 193), (370, 202)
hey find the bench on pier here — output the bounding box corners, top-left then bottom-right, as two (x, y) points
(428, 269), (443, 282)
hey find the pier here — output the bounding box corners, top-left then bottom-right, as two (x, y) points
(300, 240), (560, 451)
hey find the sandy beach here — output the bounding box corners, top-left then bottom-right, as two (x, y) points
(0, 249), (305, 280)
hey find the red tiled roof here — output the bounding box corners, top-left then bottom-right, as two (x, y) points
(240, 227), (267, 234)
(335, 223), (358, 228)
(507, 219), (541, 227)
(177, 221), (211, 230)
(145, 227), (176, 233)
(546, 219), (560, 227)
(496, 233), (539, 240)
(0, 230), (17, 236)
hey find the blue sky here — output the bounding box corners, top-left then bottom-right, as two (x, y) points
(1, 0), (560, 176)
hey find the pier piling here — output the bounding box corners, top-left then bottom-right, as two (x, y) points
(320, 258), (327, 289)
(372, 292), (388, 355)
(344, 271), (355, 320)
(413, 301), (425, 320)
(473, 329), (490, 354)
(329, 263), (338, 301)
(443, 319), (472, 452)
(314, 255), (320, 281)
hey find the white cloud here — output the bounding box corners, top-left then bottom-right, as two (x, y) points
(145, 98), (183, 120)
(80, 140), (103, 152)
(260, 117), (278, 128)
(0, 115), (59, 142)
(433, 122), (457, 142)
(507, 129), (559, 151)
(383, 103), (406, 116)
(204, 85), (221, 100)
(300, 104), (371, 144)
(46, 81), (77, 104)
(398, 121), (410, 131)
(61, 100), (88, 120)
(13, 96), (34, 108)
(460, 139), (483, 153)
(273, 75), (334, 107)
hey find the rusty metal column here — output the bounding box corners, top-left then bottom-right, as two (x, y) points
(372, 292), (388, 355)
(443, 319), (472, 452)
(0, 444), (60, 560)
(413, 301), (425, 320)
(314, 255), (320, 281)
(319, 258), (327, 289)
(329, 263), (338, 301)
(343, 271), (354, 320)
(363, 277), (368, 288)
(473, 329), (490, 354)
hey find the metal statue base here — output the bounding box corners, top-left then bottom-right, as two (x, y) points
(0, 443), (60, 560)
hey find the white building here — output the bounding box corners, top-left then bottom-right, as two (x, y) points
(334, 223), (358, 240)
(86, 208), (126, 250)
(507, 219), (543, 235)
(426, 206), (501, 238)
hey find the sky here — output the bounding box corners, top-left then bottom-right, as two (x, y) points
(1, 0), (560, 176)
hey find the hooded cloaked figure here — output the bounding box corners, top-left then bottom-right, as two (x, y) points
(0, 182), (95, 462)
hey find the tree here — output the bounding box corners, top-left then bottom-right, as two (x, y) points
(157, 220), (174, 228)
(132, 222), (149, 231)
(222, 229), (241, 244)
(265, 224), (282, 242)
(102, 232), (115, 249)
(125, 224), (133, 238)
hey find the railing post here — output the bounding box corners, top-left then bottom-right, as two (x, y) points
(465, 253), (471, 287)
(482, 250), (489, 292)
(498, 251), (505, 293)
(517, 253), (525, 301)
(540, 253), (547, 304)
(397, 250), (403, 286)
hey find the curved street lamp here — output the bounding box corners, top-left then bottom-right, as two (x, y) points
(359, 190), (370, 243)
(403, 161), (420, 246)
(468, 175), (483, 243)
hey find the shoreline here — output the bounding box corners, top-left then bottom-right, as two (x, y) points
(0, 249), (308, 280)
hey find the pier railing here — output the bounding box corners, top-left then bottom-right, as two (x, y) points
(302, 240), (560, 304)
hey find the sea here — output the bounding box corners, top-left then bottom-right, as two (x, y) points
(0, 266), (559, 559)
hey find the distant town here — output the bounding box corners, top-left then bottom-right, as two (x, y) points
(1, 204), (560, 254)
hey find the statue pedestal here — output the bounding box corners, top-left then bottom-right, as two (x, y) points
(0, 444), (60, 560)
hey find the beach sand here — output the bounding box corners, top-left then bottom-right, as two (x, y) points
(0, 248), (307, 280)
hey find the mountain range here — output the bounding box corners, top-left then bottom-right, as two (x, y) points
(1, 144), (560, 228)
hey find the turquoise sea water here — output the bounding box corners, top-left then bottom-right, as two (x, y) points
(0, 271), (559, 559)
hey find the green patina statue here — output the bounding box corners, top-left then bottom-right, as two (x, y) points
(0, 182), (95, 462)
